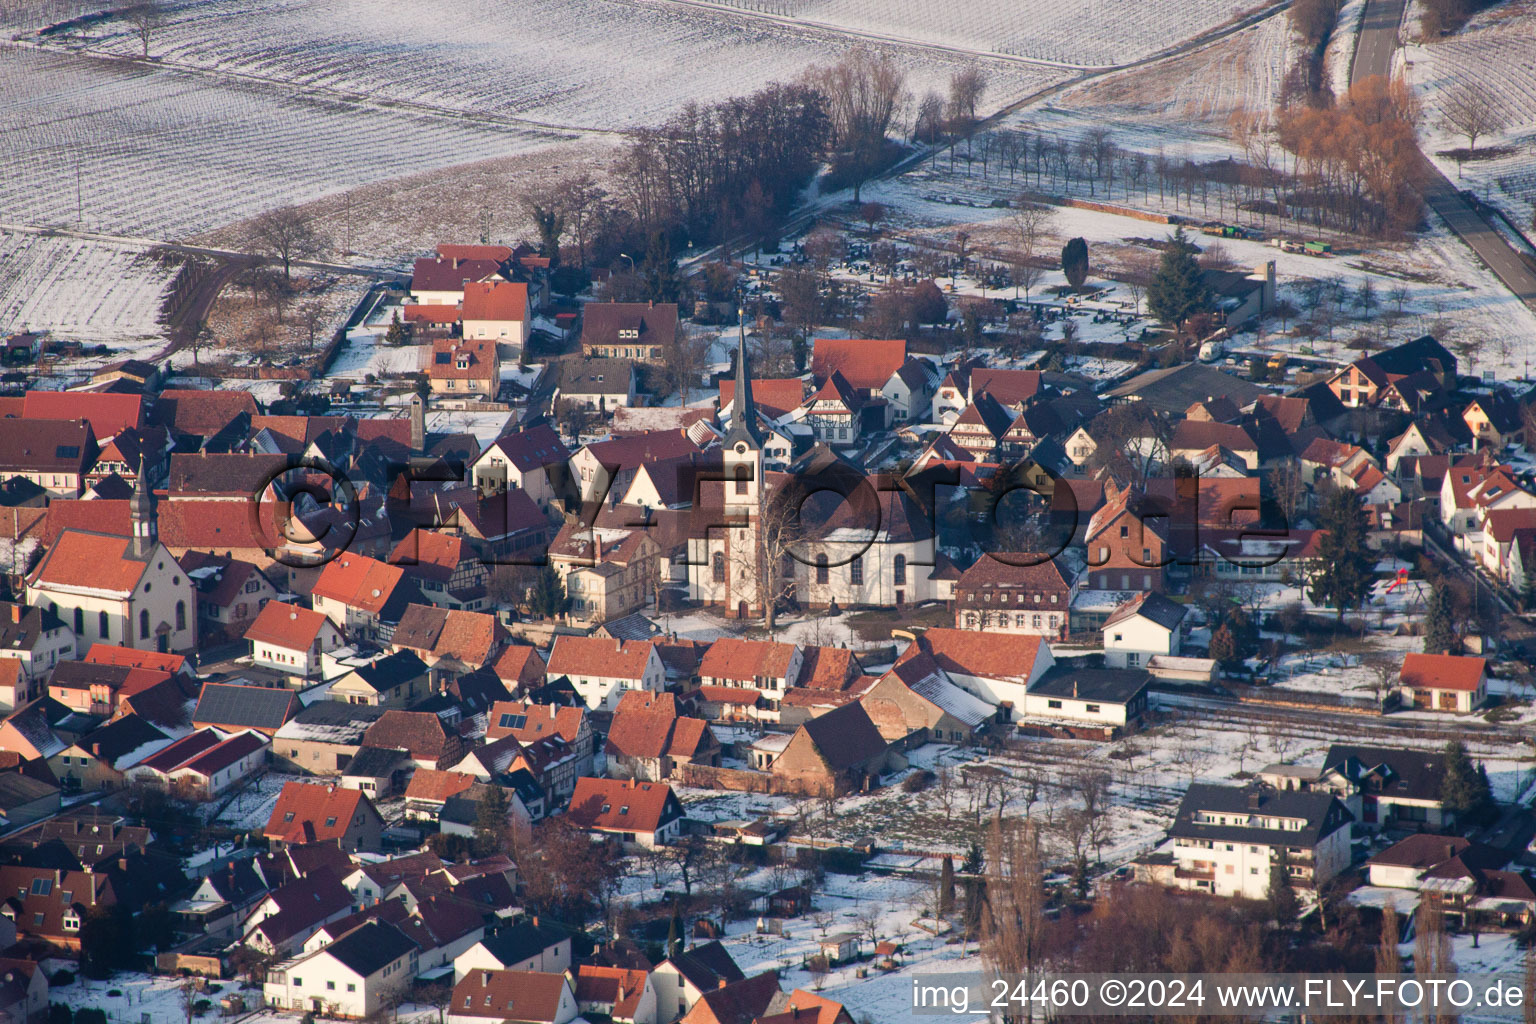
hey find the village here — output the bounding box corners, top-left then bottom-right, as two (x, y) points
(1, 0), (1535, 1018)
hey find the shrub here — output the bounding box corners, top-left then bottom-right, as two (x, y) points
(48, 970), (74, 987)
(902, 770), (935, 794)
(47, 1005), (72, 1024)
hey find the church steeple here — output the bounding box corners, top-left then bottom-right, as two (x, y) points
(722, 307), (765, 451)
(129, 454), (157, 558)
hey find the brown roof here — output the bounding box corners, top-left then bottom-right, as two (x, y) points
(413, 256), (503, 294)
(152, 389), (258, 436)
(363, 710), (458, 762)
(955, 554), (1072, 594)
(794, 647), (860, 690)
(158, 498), (282, 551)
(794, 702), (887, 771)
(720, 378), (806, 419)
(681, 971), (784, 1024)
(698, 638), (799, 683)
(437, 244), (513, 263)
(391, 605), (505, 665)
(754, 990), (853, 1024)
(581, 301), (678, 351)
(492, 645), (548, 688)
(404, 304), (462, 325)
(603, 699), (716, 760)
(546, 636), (655, 680)
(896, 627), (1047, 684)
(41, 499), (131, 545)
(574, 965), (649, 1019)
(0, 417), (98, 476)
(404, 768), (478, 804)
(431, 337), (498, 381)
(167, 452), (291, 497)
(451, 969), (570, 1024)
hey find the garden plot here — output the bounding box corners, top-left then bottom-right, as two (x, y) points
(39, 0), (1067, 134)
(0, 47), (558, 239)
(0, 229), (174, 351)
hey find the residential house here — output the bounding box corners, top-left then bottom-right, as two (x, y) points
(177, 550), (283, 645)
(651, 942), (745, 1021)
(448, 970), (578, 1024)
(1102, 592), (1186, 669)
(263, 781), (384, 853)
(0, 417), (99, 498)
(547, 523), (661, 628)
(265, 918), (419, 1016)
(1021, 666), (1151, 732)
(429, 337), (501, 400)
(1464, 389), (1526, 450)
(800, 371), (867, 447)
(858, 654), (995, 745)
(946, 393), (1013, 460)
(581, 301), (678, 362)
(892, 628), (1055, 721)
(1399, 652), (1487, 712)
(952, 554), (1073, 638)
(486, 700), (594, 776)
(362, 709), (468, 771)
(1083, 485), (1168, 592)
(769, 702), (903, 796)
(272, 702), (386, 775)
(329, 651), (432, 708)
(677, 972), (786, 1024)
(454, 917), (573, 981)
(882, 358), (939, 425)
(1163, 783), (1354, 899)
(461, 280), (528, 347)
(0, 774), (62, 831)
(389, 606), (506, 685)
(0, 602), (75, 687)
(49, 714), (171, 790)
(604, 691), (721, 780)
(309, 554), (420, 642)
(193, 682), (301, 736)
(469, 426), (569, 513)
(0, 863), (111, 949)
(492, 646), (549, 694)
(388, 530), (491, 611)
(565, 777), (685, 848)
(245, 602), (346, 680)
(568, 430), (702, 506)
(545, 636), (664, 712)
(554, 358), (639, 412)
(697, 638), (803, 721)
(574, 965), (657, 1024)
(410, 256), (505, 306)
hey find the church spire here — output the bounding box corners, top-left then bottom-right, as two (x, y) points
(130, 453), (156, 558)
(722, 306), (765, 450)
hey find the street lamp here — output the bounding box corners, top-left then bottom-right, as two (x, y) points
(618, 252), (636, 276)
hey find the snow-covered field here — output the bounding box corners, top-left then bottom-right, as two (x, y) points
(1407, 0), (1536, 238)
(30, 0), (1068, 134)
(696, 0), (1267, 68)
(0, 47), (560, 240)
(0, 229), (175, 349)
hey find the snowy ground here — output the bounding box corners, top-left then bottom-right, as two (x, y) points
(0, 228), (175, 350)
(1405, 0), (1536, 238)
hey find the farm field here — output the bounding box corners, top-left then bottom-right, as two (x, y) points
(32, 0), (1069, 133)
(683, 0), (1268, 68)
(1407, 0), (1536, 241)
(0, 229), (175, 350)
(0, 48), (560, 240)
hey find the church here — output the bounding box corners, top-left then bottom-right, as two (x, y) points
(687, 318), (769, 619)
(26, 458), (196, 653)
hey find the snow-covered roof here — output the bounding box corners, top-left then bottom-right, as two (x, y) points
(908, 673), (995, 727)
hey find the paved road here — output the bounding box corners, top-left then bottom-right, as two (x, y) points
(1349, 0), (1536, 311)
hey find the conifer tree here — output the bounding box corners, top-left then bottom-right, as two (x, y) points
(1147, 226), (1212, 330)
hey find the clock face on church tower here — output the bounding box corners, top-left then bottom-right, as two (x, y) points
(735, 442), (748, 455)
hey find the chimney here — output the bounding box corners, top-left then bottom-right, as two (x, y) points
(1247, 789), (1262, 809)
(718, 978), (729, 990)
(118, 858), (128, 872)
(8, 605), (18, 624)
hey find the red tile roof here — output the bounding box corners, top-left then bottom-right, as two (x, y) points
(84, 644), (187, 675)
(450, 970), (570, 1024)
(263, 781), (371, 844)
(1400, 653), (1486, 692)
(721, 378), (807, 419)
(430, 337), (498, 381)
(896, 627), (1047, 683)
(23, 390), (143, 440)
(462, 281), (528, 322)
(28, 530), (148, 594)
(566, 777), (681, 835)
(404, 768), (478, 804)
(485, 700), (586, 746)
(312, 554), (406, 614)
(437, 244), (513, 263)
(546, 636), (655, 680)
(698, 638), (799, 683)
(811, 339), (906, 391)
(244, 602), (334, 651)
(404, 304), (462, 325)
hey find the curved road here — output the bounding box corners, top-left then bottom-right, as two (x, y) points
(1350, 0), (1536, 310)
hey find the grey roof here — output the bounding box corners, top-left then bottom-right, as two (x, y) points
(1103, 591), (1187, 632)
(798, 703), (887, 771)
(477, 917), (570, 966)
(665, 940), (745, 992)
(348, 651), (429, 690)
(596, 612), (662, 642)
(1028, 667), (1150, 706)
(193, 683), (299, 731)
(0, 603), (65, 652)
(0, 772), (59, 808)
(274, 701), (387, 745)
(1322, 744), (1447, 804)
(343, 746), (408, 779)
(321, 919), (418, 976)
(1103, 363), (1268, 418)
(1169, 783), (1353, 848)
(722, 319), (766, 450)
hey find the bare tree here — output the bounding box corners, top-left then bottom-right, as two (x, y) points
(1267, 460), (1308, 525)
(1438, 82), (1507, 153)
(124, 1), (161, 59)
(664, 325), (711, 404)
(247, 206), (326, 281)
(1120, 248), (1157, 315)
(1010, 201), (1055, 303)
(555, 172), (605, 267)
(981, 818), (1047, 1020)
(296, 299), (328, 352)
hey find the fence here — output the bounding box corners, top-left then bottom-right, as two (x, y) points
(1224, 682), (1383, 716)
